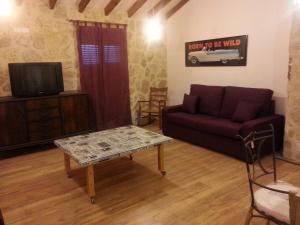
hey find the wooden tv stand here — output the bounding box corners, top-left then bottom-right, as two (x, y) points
(0, 91), (90, 152)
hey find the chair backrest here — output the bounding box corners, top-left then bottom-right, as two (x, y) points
(239, 125), (278, 205)
(149, 87), (168, 110)
(289, 191), (300, 225)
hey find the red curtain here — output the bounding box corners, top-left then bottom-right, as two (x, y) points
(76, 22), (131, 131)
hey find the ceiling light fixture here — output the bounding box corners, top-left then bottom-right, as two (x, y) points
(0, 0), (14, 17)
(144, 16), (163, 43)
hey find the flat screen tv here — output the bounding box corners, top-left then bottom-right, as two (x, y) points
(9, 62), (64, 97)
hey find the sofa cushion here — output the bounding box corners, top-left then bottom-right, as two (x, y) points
(165, 112), (242, 139)
(190, 84), (225, 117)
(220, 86), (273, 119)
(182, 94), (198, 114)
(232, 101), (262, 123)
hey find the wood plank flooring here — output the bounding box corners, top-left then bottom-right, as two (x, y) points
(0, 126), (299, 225)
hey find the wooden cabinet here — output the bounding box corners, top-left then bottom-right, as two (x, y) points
(60, 95), (89, 134)
(0, 91), (90, 151)
(0, 101), (27, 147)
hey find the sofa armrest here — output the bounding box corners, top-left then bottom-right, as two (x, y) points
(241, 115), (285, 134)
(163, 104), (183, 114)
(162, 105), (183, 134)
(241, 115), (285, 151)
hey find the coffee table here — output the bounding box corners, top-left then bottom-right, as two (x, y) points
(54, 126), (172, 203)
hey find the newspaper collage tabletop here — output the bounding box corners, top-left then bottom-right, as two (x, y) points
(54, 125), (173, 203)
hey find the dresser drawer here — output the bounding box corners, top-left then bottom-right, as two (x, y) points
(27, 108), (60, 122)
(28, 119), (62, 133)
(26, 98), (59, 110)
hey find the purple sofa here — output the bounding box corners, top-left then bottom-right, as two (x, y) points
(162, 85), (285, 161)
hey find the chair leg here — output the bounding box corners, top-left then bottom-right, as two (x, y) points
(148, 112), (151, 124)
(159, 108), (162, 130)
(159, 117), (162, 130)
(137, 104), (141, 126)
(266, 219), (270, 225)
(244, 207), (253, 225)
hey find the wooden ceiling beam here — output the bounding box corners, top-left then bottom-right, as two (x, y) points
(127, 0), (147, 18)
(165, 0), (189, 19)
(148, 0), (172, 17)
(105, 0), (121, 16)
(49, 0), (58, 9)
(78, 0), (91, 13)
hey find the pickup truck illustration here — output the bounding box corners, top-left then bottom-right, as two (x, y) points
(188, 49), (244, 64)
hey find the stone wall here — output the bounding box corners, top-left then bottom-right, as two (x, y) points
(284, 9), (300, 159)
(0, 0), (167, 121)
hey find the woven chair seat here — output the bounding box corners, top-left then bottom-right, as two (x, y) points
(254, 181), (299, 224)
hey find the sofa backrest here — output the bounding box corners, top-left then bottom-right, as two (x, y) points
(219, 86), (273, 119)
(190, 84), (225, 117)
(269, 100), (275, 115)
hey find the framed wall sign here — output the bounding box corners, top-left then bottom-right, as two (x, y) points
(185, 35), (248, 67)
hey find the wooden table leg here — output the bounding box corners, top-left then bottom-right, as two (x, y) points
(158, 144), (166, 176)
(64, 153), (72, 178)
(86, 165), (96, 204)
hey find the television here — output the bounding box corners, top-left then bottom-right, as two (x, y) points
(9, 62), (64, 97)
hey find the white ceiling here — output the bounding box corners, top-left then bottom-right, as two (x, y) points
(73, 0), (184, 18)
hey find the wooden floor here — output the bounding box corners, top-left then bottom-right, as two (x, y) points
(0, 125), (299, 225)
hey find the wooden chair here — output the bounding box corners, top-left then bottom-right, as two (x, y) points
(136, 87), (168, 129)
(240, 125), (300, 225)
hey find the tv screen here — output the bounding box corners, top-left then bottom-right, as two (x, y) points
(9, 62), (64, 97)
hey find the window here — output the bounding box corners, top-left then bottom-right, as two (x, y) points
(76, 24), (131, 130)
(104, 45), (121, 64)
(80, 44), (100, 65)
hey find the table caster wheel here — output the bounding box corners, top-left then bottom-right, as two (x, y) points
(161, 171), (166, 176)
(90, 197), (95, 204)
